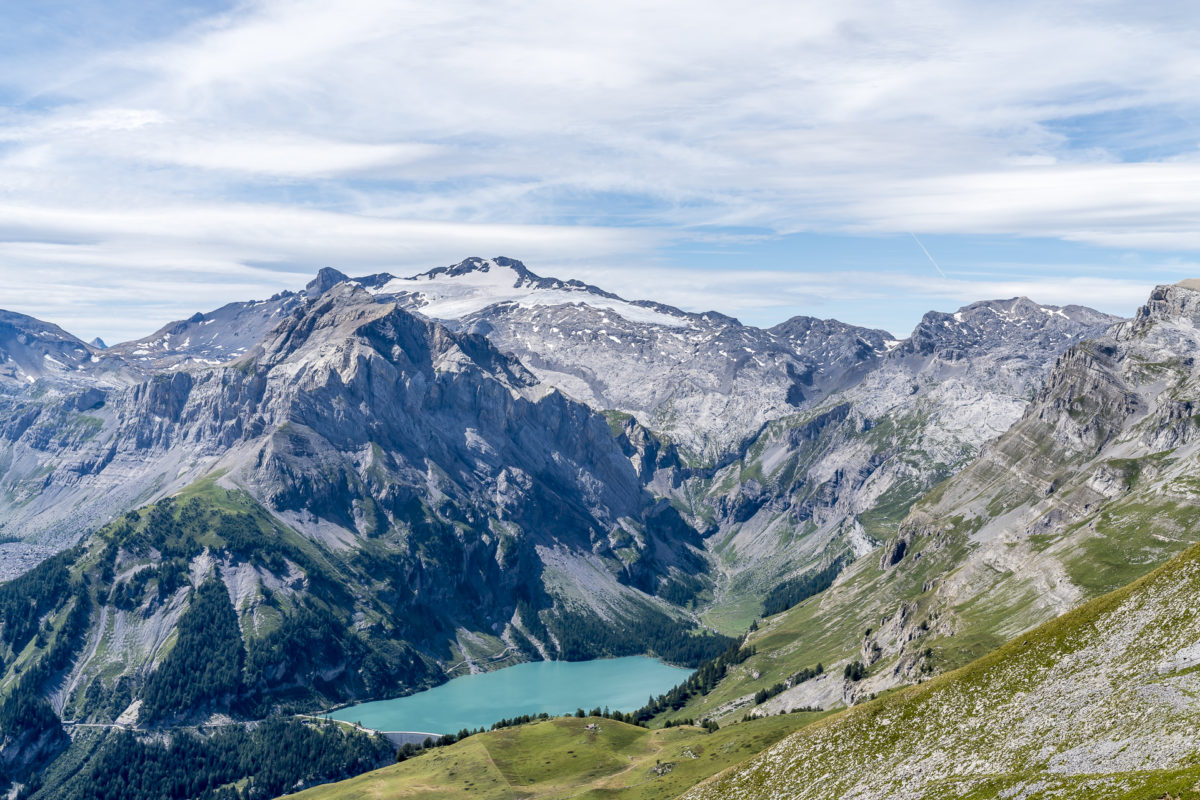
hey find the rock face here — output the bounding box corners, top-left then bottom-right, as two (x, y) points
(344, 261), (1114, 605)
(895, 283), (1200, 623)
(0, 261), (1122, 632)
(351, 257), (896, 462)
(0, 287), (716, 691)
(675, 296), (1119, 601)
(106, 291), (307, 371)
(322, 259), (1123, 611)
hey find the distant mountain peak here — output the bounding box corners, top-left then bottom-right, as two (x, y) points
(0, 309), (92, 374)
(890, 296), (1120, 362)
(88, 337), (107, 349)
(416, 256), (538, 284)
(357, 258), (692, 329)
(306, 267), (352, 296)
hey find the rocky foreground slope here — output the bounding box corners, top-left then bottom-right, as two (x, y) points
(684, 536), (1200, 800)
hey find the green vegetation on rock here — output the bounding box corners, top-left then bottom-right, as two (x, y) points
(139, 578), (245, 723)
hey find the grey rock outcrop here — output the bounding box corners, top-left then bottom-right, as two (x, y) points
(687, 296), (1119, 599)
(322, 257), (896, 462)
(0, 285), (707, 632)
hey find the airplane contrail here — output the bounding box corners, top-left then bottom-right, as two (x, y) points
(909, 232), (947, 279)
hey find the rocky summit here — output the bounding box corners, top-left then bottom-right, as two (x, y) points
(10, 259), (1200, 800)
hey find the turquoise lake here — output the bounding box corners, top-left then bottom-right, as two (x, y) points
(327, 657), (692, 734)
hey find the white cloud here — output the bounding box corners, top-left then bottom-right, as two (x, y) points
(840, 163), (1200, 249)
(0, 202), (664, 342)
(1, 0), (1198, 338)
(570, 264), (1157, 314)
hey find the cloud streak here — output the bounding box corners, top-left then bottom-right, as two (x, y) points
(567, 264), (1159, 330)
(0, 0), (1197, 339)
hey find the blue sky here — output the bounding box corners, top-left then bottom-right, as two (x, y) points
(1, 0), (1199, 342)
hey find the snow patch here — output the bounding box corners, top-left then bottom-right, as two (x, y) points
(371, 261), (689, 327)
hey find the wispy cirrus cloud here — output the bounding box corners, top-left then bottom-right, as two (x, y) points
(1, 0), (1198, 340)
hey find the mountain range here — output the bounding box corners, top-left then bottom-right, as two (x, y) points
(7, 256), (1200, 800)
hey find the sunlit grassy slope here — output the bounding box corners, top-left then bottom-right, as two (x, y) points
(683, 539), (1200, 800)
(279, 712), (829, 800)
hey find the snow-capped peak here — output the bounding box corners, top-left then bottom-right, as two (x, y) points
(369, 257), (691, 328)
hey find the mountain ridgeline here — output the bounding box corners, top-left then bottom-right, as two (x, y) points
(10, 256), (1198, 800)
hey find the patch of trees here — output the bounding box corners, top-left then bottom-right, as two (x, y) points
(26, 587), (91, 687)
(244, 603), (351, 694)
(392, 723), (501, 763)
(139, 579), (245, 723)
(762, 557), (848, 617)
(133, 499), (198, 560)
(394, 740), (431, 762)
(0, 676), (62, 745)
(15, 716), (394, 800)
(504, 600), (551, 660)
(490, 711), (551, 730)
(107, 567), (151, 610)
(843, 660), (867, 681)
(751, 663), (825, 705)
(242, 600), (433, 711)
(662, 717), (719, 732)
(107, 559), (188, 611)
(515, 599), (549, 641)
(793, 663), (823, 683)
(572, 707), (641, 724)
(752, 665), (823, 707)
(115, 497), (319, 581)
(656, 573), (706, 607)
(0, 549), (76, 662)
(635, 638), (756, 721)
(0, 586), (91, 779)
(213, 512), (288, 571)
(80, 675), (133, 722)
(547, 608), (731, 668)
(753, 683), (782, 705)
(101, 499), (310, 614)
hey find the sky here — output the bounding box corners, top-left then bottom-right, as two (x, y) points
(2, 0), (1199, 343)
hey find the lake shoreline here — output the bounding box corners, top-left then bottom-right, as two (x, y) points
(325, 656), (693, 735)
